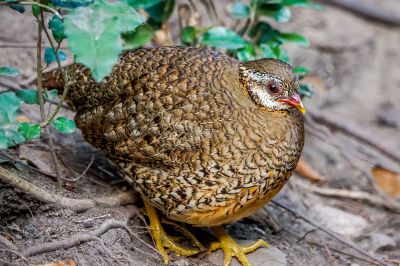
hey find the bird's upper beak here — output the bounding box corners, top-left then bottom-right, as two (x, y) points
(279, 93), (306, 114)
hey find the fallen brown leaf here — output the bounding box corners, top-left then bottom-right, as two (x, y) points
(34, 259), (76, 266)
(16, 115), (30, 123)
(372, 166), (400, 197)
(295, 157), (326, 182)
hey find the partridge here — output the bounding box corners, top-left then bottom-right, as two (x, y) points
(43, 47), (305, 266)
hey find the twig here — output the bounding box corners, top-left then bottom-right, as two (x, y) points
(39, 12), (71, 128)
(307, 108), (400, 163)
(320, 0), (400, 26)
(0, 166), (136, 212)
(271, 200), (389, 266)
(293, 179), (400, 213)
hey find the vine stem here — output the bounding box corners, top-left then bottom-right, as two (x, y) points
(39, 14), (71, 128)
(36, 9), (63, 188)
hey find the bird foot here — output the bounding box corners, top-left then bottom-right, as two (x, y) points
(209, 226), (269, 266)
(143, 200), (203, 264)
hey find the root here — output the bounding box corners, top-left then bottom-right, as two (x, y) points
(0, 166), (136, 212)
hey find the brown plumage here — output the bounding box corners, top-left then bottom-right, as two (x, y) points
(43, 46), (304, 264)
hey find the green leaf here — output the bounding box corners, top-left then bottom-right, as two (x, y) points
(278, 32), (309, 46)
(293, 66), (309, 76)
(16, 89), (40, 104)
(299, 83), (314, 97)
(181, 26), (196, 45)
(18, 122), (41, 140)
(8, 3), (25, 13)
(0, 92), (20, 124)
(49, 0), (93, 8)
(256, 4), (292, 22)
(45, 89), (59, 101)
(44, 48), (67, 65)
(64, 0), (145, 82)
(249, 22), (279, 44)
(261, 43), (289, 62)
(48, 15), (67, 43)
(0, 66), (21, 77)
(231, 2), (250, 19)
(201, 27), (248, 50)
(145, 0), (175, 23)
(236, 44), (258, 61)
(127, 0), (163, 9)
(52, 116), (76, 134)
(0, 124), (25, 148)
(122, 24), (154, 50)
(32, 5), (41, 16)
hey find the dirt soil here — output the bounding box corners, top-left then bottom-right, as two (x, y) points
(1, 1), (400, 266)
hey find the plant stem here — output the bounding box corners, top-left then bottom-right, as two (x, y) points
(36, 9), (63, 188)
(39, 13), (70, 128)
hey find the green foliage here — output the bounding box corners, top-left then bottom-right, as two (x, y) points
(7, 0), (25, 13)
(122, 25), (154, 50)
(0, 66), (20, 77)
(44, 47), (67, 65)
(32, 5), (41, 16)
(181, 26), (197, 46)
(0, 91), (25, 149)
(201, 27), (248, 50)
(52, 116), (76, 134)
(18, 122), (41, 140)
(64, 0), (145, 81)
(48, 15), (67, 43)
(127, 0), (163, 9)
(49, 0), (93, 8)
(145, 0), (175, 23)
(16, 89), (40, 104)
(293, 66), (309, 76)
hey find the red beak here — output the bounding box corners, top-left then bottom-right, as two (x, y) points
(279, 93), (306, 114)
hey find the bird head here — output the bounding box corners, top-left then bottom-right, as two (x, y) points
(239, 58), (305, 114)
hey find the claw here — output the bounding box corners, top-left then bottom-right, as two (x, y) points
(143, 199), (202, 264)
(209, 226), (269, 266)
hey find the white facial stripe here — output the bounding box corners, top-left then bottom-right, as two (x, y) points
(248, 86), (288, 111)
(245, 69), (282, 85)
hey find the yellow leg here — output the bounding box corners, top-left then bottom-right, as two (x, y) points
(161, 218), (205, 251)
(143, 199), (201, 264)
(209, 226), (269, 266)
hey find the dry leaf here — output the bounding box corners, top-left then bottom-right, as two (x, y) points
(19, 145), (68, 178)
(34, 259), (76, 266)
(295, 157), (326, 182)
(16, 115), (30, 123)
(372, 166), (400, 197)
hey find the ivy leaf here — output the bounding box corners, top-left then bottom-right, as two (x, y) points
(127, 0), (163, 9)
(8, 3), (25, 13)
(299, 83), (314, 97)
(261, 43), (289, 62)
(201, 27), (248, 50)
(122, 25), (154, 50)
(0, 92), (20, 124)
(0, 66), (21, 77)
(181, 26), (196, 45)
(18, 122), (41, 140)
(48, 15), (67, 43)
(256, 4), (292, 23)
(44, 48), (67, 65)
(16, 89), (40, 104)
(278, 32), (309, 46)
(32, 5), (41, 16)
(64, 0), (145, 82)
(293, 66), (309, 76)
(52, 116), (76, 134)
(231, 2), (250, 19)
(49, 0), (93, 8)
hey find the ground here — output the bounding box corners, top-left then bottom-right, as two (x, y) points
(0, 1), (399, 266)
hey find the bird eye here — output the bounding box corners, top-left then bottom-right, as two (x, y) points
(266, 82), (280, 94)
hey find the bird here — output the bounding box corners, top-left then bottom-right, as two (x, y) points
(43, 46), (305, 266)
